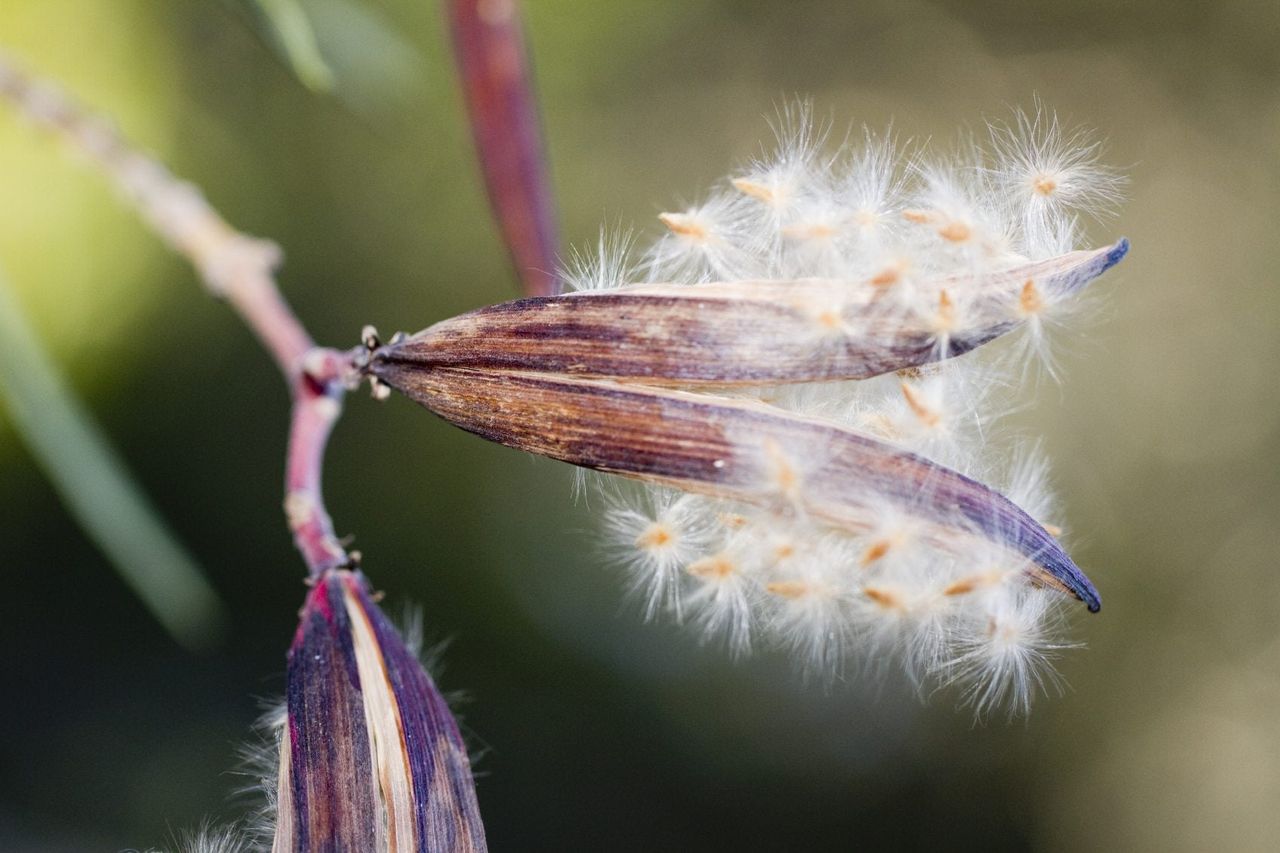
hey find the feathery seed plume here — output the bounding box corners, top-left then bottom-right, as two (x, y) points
(368, 105), (1127, 715)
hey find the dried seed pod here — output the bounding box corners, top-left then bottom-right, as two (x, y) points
(365, 364), (1099, 612)
(377, 241), (1126, 387)
(366, 106), (1128, 714)
(277, 569), (486, 852)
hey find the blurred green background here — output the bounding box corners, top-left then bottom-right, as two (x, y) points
(1, 0), (1278, 850)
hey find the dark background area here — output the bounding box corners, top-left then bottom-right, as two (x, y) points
(1, 1), (1278, 850)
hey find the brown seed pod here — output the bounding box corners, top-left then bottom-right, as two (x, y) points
(377, 241), (1126, 387)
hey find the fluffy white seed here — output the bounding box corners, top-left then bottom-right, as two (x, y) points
(576, 104), (1120, 714)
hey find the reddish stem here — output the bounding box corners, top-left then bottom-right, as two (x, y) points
(225, 262), (354, 578)
(0, 53), (357, 577)
(285, 361), (349, 576)
(223, 264), (315, 378)
(448, 0), (560, 297)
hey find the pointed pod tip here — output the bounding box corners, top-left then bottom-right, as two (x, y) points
(1036, 548), (1101, 613)
(1072, 573), (1102, 613)
(1066, 568), (1102, 613)
(1102, 237), (1130, 273)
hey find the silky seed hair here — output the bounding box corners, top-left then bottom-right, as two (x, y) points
(572, 105), (1123, 716)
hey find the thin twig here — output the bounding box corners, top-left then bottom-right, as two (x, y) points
(0, 52), (356, 578)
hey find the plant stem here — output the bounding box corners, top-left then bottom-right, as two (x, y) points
(447, 0), (560, 297)
(0, 51), (356, 578)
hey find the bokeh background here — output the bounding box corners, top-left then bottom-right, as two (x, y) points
(1, 1), (1278, 850)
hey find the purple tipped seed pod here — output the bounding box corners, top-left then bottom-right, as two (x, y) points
(276, 569), (486, 852)
(359, 99), (1130, 711)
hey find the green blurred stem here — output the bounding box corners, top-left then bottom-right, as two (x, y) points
(0, 270), (227, 650)
(250, 0), (336, 91)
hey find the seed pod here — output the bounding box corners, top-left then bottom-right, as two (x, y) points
(366, 364), (1099, 611)
(276, 569), (486, 852)
(365, 110), (1127, 712)
(376, 241), (1126, 387)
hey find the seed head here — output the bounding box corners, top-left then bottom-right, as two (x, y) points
(368, 105), (1127, 715)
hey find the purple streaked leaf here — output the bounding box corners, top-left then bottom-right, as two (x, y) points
(347, 575), (488, 849)
(447, 0), (560, 297)
(282, 572), (377, 849)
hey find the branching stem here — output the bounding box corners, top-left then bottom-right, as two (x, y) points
(0, 52), (358, 578)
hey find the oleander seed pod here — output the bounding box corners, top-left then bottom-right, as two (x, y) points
(367, 105), (1126, 715)
(379, 241), (1125, 388)
(274, 569), (486, 852)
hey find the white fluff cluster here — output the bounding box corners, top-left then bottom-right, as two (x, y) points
(575, 105), (1121, 716)
(628, 103), (1123, 286)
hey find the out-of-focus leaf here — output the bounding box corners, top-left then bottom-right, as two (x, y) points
(0, 270), (227, 650)
(230, 0), (427, 117)
(242, 0), (336, 92)
(307, 0), (427, 116)
(447, 0), (560, 297)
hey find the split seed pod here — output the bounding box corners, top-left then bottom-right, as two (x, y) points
(367, 242), (1126, 614)
(367, 109), (1128, 712)
(276, 569), (486, 852)
(383, 242), (1125, 388)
